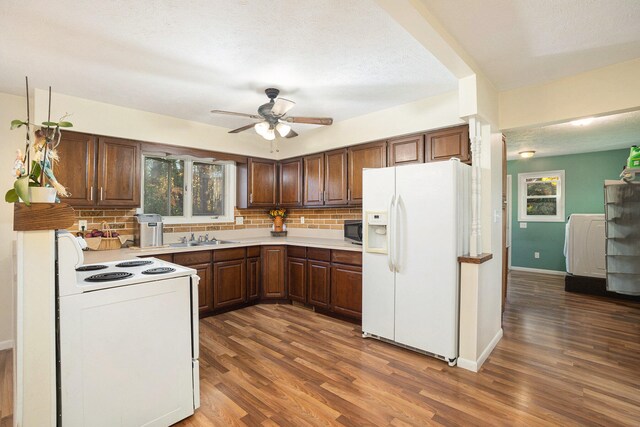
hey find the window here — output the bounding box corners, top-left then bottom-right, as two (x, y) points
(141, 155), (235, 223)
(518, 170), (565, 222)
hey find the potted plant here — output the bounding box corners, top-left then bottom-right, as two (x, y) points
(268, 208), (287, 232)
(5, 79), (72, 205)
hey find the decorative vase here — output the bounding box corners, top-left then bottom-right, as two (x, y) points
(29, 187), (57, 203)
(273, 216), (284, 232)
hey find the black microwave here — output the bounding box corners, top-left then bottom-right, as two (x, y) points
(344, 220), (363, 245)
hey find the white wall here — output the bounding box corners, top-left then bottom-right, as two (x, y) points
(34, 89), (275, 159)
(0, 92), (25, 348)
(277, 90), (463, 158)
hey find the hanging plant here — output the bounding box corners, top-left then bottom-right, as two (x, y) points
(5, 78), (73, 205)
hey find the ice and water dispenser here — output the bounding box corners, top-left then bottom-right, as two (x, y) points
(364, 211), (388, 253)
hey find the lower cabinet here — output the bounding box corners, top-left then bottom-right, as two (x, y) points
(287, 257), (307, 303)
(307, 260), (331, 309)
(331, 264), (363, 319)
(247, 256), (261, 301)
(194, 263), (214, 313)
(261, 246), (286, 299)
(213, 259), (246, 309)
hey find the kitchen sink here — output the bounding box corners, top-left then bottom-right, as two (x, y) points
(201, 240), (238, 245)
(169, 242), (203, 248)
(169, 240), (238, 248)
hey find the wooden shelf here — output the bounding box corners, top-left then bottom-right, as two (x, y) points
(458, 253), (493, 264)
(14, 202), (76, 231)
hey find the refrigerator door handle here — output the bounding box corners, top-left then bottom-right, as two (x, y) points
(395, 194), (402, 273)
(388, 194), (395, 272)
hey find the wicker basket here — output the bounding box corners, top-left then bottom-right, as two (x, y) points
(86, 222), (123, 251)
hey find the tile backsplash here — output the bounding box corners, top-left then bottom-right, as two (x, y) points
(71, 207), (362, 236)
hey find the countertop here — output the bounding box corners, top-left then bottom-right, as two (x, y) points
(83, 235), (362, 264)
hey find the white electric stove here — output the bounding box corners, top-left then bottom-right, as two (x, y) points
(56, 231), (200, 427)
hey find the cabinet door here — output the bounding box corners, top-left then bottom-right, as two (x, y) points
(425, 125), (470, 163)
(287, 257), (307, 303)
(348, 141), (386, 205)
(324, 149), (348, 205)
(54, 131), (96, 207)
(193, 263), (213, 313)
(261, 246), (286, 298)
(247, 256), (261, 301)
(331, 264), (362, 319)
(213, 259), (247, 309)
(388, 134), (424, 166)
(96, 137), (141, 207)
(248, 158), (277, 206)
(303, 153), (324, 206)
(279, 158), (303, 207)
(308, 260), (331, 309)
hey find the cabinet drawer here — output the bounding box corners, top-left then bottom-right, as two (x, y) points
(214, 247), (246, 262)
(331, 250), (362, 266)
(144, 253), (173, 262)
(174, 250), (211, 266)
(246, 246), (260, 258)
(287, 246), (306, 258)
(307, 247), (331, 261)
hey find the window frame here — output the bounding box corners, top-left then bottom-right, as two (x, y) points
(139, 154), (236, 224)
(517, 169), (565, 223)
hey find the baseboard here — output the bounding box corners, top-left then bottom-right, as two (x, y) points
(510, 266), (566, 276)
(0, 339), (14, 351)
(457, 329), (503, 373)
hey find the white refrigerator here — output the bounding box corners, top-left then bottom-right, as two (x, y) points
(362, 160), (470, 365)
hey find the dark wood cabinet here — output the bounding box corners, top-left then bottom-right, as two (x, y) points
(425, 125), (470, 163)
(247, 256), (261, 301)
(388, 134), (424, 166)
(56, 132), (140, 208)
(96, 137), (140, 207)
(279, 158), (303, 207)
(331, 264), (362, 319)
(194, 263), (213, 313)
(55, 131), (96, 207)
(308, 260), (331, 309)
(348, 141), (386, 205)
(324, 149), (348, 205)
(261, 245), (286, 298)
(213, 259), (246, 309)
(237, 158), (277, 208)
(287, 257), (307, 303)
(303, 153), (324, 206)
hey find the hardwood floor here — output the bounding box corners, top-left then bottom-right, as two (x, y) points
(1, 271), (639, 426)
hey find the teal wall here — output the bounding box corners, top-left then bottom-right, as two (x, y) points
(507, 148), (628, 271)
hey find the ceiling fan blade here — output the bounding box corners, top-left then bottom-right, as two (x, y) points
(271, 98), (296, 116)
(228, 123), (257, 134)
(284, 116), (333, 126)
(285, 129), (298, 138)
(211, 110), (262, 120)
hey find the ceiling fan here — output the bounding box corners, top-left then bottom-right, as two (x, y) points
(211, 88), (333, 142)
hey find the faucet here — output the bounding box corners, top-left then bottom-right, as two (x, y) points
(190, 233), (195, 242)
(204, 233), (210, 242)
(178, 236), (187, 244)
(198, 235), (205, 243)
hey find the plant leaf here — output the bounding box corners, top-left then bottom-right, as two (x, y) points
(5, 189), (19, 203)
(41, 121), (57, 127)
(58, 121), (73, 128)
(29, 162), (42, 182)
(14, 176), (30, 206)
(10, 119), (27, 130)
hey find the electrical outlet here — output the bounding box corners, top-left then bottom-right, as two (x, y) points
(78, 220), (88, 231)
(300, 216), (305, 224)
(235, 216), (244, 225)
(520, 222), (527, 228)
(534, 252), (540, 259)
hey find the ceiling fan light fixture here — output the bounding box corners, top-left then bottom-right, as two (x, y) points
(254, 121), (269, 136)
(276, 122), (291, 137)
(264, 128), (276, 141)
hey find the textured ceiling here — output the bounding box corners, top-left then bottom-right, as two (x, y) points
(0, 0), (457, 133)
(504, 110), (640, 160)
(420, 0), (640, 90)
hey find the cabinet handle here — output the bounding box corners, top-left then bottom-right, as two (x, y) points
(348, 188), (351, 200)
(320, 191), (323, 202)
(324, 191), (328, 202)
(250, 193), (253, 204)
(90, 186), (93, 201)
(100, 187), (103, 201)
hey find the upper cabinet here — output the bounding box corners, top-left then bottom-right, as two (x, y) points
(388, 134), (424, 167)
(303, 150), (347, 206)
(96, 137), (141, 207)
(279, 158), (303, 207)
(237, 158), (278, 208)
(425, 124), (470, 164)
(56, 132), (140, 208)
(347, 141), (386, 205)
